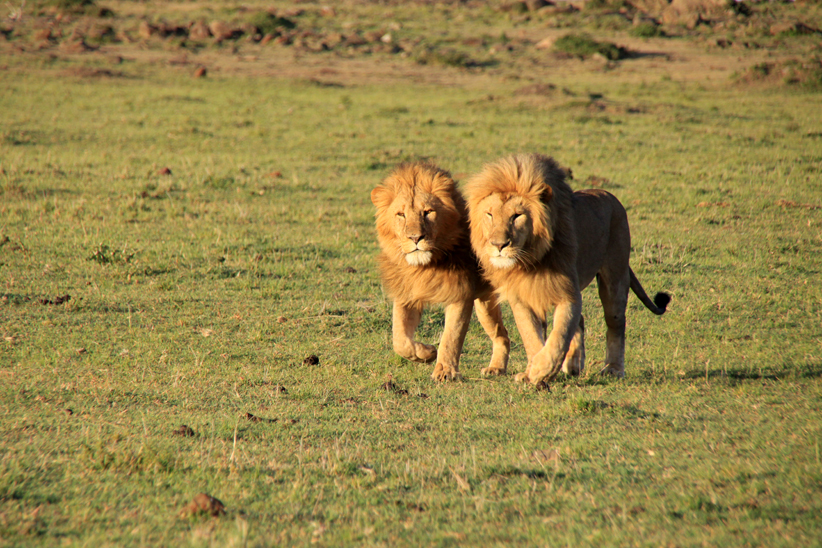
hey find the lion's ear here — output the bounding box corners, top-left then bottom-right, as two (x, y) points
(541, 185), (553, 205)
(371, 186), (393, 210)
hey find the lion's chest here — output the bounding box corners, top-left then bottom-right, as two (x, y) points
(379, 254), (479, 307)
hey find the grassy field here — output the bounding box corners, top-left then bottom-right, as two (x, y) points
(2, 0), (822, 546)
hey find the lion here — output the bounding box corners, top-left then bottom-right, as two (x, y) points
(464, 153), (670, 387)
(370, 162), (510, 381)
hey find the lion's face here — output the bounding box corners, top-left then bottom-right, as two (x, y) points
(386, 189), (445, 266)
(371, 164), (463, 268)
(471, 190), (554, 271)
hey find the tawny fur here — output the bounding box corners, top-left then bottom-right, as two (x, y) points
(371, 162), (510, 381)
(464, 153), (669, 387)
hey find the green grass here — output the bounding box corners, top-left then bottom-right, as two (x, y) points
(2, 4), (822, 545)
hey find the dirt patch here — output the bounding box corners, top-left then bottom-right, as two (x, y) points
(60, 66), (124, 78)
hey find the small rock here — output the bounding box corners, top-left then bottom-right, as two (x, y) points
(172, 425), (196, 437)
(184, 493), (225, 517)
(525, 0), (550, 11)
(188, 20), (211, 41)
(158, 167), (172, 175)
(193, 66), (207, 78)
(381, 380), (408, 395)
(244, 412), (276, 423)
(303, 354), (320, 366)
(209, 20), (234, 41)
(138, 21), (155, 40)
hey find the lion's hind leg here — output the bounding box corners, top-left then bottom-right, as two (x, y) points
(596, 273), (628, 378)
(392, 302), (437, 364)
(561, 315), (585, 376)
(475, 296), (511, 376)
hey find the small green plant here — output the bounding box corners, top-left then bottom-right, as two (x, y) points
(245, 11), (295, 36)
(553, 33), (629, 60)
(630, 21), (665, 38)
(415, 47), (477, 68)
(88, 244), (133, 264)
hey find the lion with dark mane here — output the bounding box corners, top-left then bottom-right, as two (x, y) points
(465, 153), (670, 387)
(371, 162), (510, 380)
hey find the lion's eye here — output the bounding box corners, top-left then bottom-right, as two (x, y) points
(485, 212), (493, 220)
(396, 212), (405, 218)
(423, 210), (434, 218)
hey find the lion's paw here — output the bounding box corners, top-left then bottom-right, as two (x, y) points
(415, 343), (438, 363)
(513, 372), (530, 383)
(481, 366), (507, 377)
(599, 363), (625, 378)
(431, 363), (460, 382)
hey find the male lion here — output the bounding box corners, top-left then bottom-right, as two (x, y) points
(464, 153), (670, 387)
(371, 162), (510, 381)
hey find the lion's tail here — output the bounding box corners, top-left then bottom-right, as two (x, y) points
(629, 268), (670, 316)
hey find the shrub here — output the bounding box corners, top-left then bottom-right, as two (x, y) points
(553, 33), (629, 61)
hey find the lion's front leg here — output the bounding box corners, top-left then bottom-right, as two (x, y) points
(392, 302), (437, 363)
(508, 299), (548, 383)
(475, 296), (510, 376)
(431, 298), (473, 381)
(527, 297), (582, 387)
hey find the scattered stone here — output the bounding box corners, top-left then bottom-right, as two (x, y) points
(777, 199), (820, 210)
(60, 38), (94, 53)
(276, 316), (288, 323)
(39, 294), (71, 306)
(209, 20), (235, 41)
(303, 354), (319, 366)
(172, 425), (196, 437)
(514, 83), (556, 95)
(381, 380), (409, 395)
(138, 21), (155, 40)
(193, 66), (207, 78)
(87, 23), (115, 42)
(244, 412), (277, 423)
(188, 21), (211, 41)
(64, 408), (73, 416)
(344, 266), (357, 273)
(158, 167), (172, 175)
(525, 0), (551, 11)
(183, 493), (225, 517)
(661, 0), (729, 29)
(32, 28), (54, 42)
(770, 22), (820, 36)
(76, 347), (87, 354)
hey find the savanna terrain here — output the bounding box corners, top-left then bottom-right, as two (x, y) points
(1, 0), (821, 546)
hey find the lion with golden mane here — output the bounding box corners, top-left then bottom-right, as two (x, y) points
(371, 162), (510, 381)
(464, 153), (670, 387)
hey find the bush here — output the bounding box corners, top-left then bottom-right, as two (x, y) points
(553, 33), (629, 60)
(630, 21), (665, 38)
(245, 12), (295, 36)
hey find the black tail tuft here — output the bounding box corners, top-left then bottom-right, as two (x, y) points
(653, 292), (671, 314)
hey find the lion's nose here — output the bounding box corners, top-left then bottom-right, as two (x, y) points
(409, 234), (424, 244)
(491, 239), (510, 252)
